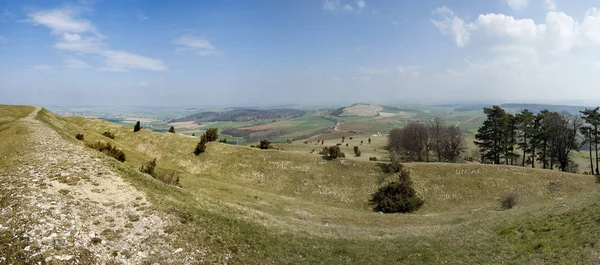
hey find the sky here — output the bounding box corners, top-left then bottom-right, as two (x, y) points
(2, 0), (600, 107)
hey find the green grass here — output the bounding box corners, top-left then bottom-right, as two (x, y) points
(3, 106), (600, 264)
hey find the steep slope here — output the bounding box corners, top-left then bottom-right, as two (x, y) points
(0, 107), (196, 263)
(3, 106), (600, 264)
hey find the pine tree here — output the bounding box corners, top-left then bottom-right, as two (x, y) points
(580, 107), (600, 175)
(516, 109), (534, 167)
(475, 106), (507, 164)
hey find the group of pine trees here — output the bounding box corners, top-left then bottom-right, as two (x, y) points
(387, 117), (465, 162)
(474, 105), (599, 173)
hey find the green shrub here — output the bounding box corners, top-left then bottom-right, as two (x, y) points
(134, 121), (141, 132)
(322, 146), (345, 160)
(259, 140), (271, 150)
(369, 157), (378, 161)
(353, 146), (361, 157)
(168, 126), (175, 133)
(102, 131), (115, 139)
(194, 134), (208, 155)
(500, 192), (518, 210)
(370, 167), (424, 213)
(86, 141), (126, 162)
(206, 128), (218, 141)
(140, 158), (157, 176)
(75, 134), (84, 140)
(219, 138), (227, 143)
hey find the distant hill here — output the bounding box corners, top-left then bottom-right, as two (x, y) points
(454, 103), (593, 114)
(330, 104), (383, 116)
(170, 108), (305, 124)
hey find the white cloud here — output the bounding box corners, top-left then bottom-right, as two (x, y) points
(397, 66), (420, 76)
(506, 0), (528, 10)
(357, 0), (365, 9)
(323, 0), (340, 10)
(31, 65), (52, 70)
(137, 10), (148, 21)
(358, 67), (391, 75)
(371, 9), (378, 15)
(431, 6), (472, 47)
(1, 9), (11, 22)
(101, 50), (167, 71)
(63, 58), (90, 69)
(172, 35), (218, 56)
(139, 82), (148, 87)
(323, 0), (358, 12)
(26, 6), (166, 71)
(27, 7), (96, 35)
(429, 5), (600, 103)
(545, 0), (557, 11)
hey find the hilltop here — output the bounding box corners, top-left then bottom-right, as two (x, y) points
(1, 105), (600, 264)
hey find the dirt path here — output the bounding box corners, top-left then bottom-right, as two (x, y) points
(0, 107), (194, 263)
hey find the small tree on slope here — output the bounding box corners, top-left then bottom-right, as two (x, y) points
(370, 164), (424, 213)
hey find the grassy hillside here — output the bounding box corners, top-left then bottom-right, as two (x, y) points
(4, 106), (600, 263)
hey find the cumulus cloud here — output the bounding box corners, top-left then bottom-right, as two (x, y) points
(506, 0), (528, 10)
(545, 0), (557, 10)
(429, 5), (600, 102)
(26, 6), (166, 71)
(172, 35), (218, 56)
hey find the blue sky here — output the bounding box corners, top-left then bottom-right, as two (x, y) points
(2, 0), (600, 107)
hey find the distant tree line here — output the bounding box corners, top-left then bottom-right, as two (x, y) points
(387, 117), (466, 162)
(474, 106), (586, 173)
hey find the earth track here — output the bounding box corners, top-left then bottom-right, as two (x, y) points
(0, 107), (197, 264)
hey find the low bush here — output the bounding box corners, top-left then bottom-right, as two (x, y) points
(75, 134), (84, 140)
(219, 138), (227, 143)
(369, 157), (378, 161)
(140, 158), (157, 176)
(321, 146), (345, 160)
(102, 131), (115, 139)
(259, 140), (271, 150)
(86, 141), (125, 162)
(168, 126), (175, 133)
(152, 169), (180, 186)
(369, 166), (424, 213)
(500, 192), (518, 210)
(133, 121), (141, 132)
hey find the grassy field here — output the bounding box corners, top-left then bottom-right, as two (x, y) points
(4, 105), (600, 263)
(7, 107), (594, 263)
